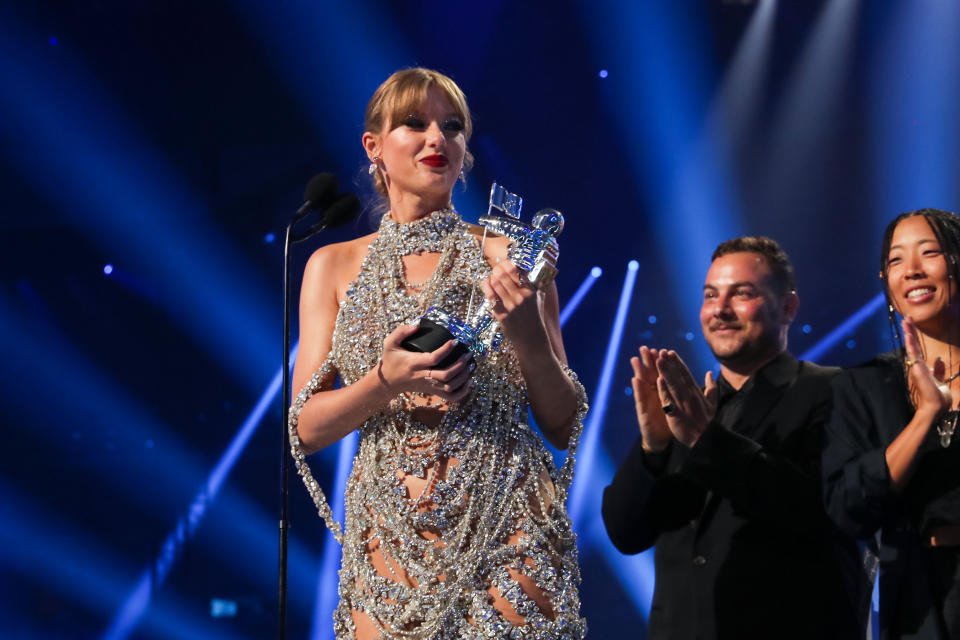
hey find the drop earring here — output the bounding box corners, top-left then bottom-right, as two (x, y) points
(368, 156), (380, 175)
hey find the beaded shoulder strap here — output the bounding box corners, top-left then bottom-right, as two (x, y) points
(287, 355), (344, 543)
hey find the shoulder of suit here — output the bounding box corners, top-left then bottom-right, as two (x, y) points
(831, 350), (902, 388)
(796, 359), (842, 381)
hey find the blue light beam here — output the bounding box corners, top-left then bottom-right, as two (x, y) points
(0, 481), (233, 640)
(569, 260), (640, 525)
(105, 345), (301, 640)
(231, 0), (488, 232)
(799, 293), (885, 363)
(560, 266), (603, 327)
(869, 1), (960, 223)
(0, 15), (276, 393)
(580, 1), (743, 373)
(762, 0), (861, 197)
(1, 284), (322, 602)
(707, 0), (778, 151)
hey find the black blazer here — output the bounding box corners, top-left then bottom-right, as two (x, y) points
(824, 350), (960, 639)
(602, 352), (867, 640)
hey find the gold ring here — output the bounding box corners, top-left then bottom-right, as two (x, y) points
(905, 359), (918, 368)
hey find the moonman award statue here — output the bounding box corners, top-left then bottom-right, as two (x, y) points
(401, 182), (564, 367)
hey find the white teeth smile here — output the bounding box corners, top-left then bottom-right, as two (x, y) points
(907, 288), (934, 299)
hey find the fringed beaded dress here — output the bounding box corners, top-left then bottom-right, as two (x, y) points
(289, 210), (588, 640)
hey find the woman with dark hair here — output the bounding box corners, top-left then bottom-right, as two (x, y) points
(287, 68), (587, 639)
(824, 208), (960, 639)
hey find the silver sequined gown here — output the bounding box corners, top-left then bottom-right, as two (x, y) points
(289, 211), (587, 640)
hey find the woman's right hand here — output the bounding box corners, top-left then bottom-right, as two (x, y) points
(903, 315), (951, 417)
(378, 324), (474, 403)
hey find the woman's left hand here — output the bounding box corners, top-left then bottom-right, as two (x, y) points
(481, 259), (546, 348)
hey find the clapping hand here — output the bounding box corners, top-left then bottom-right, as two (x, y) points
(902, 315), (951, 417)
(655, 350), (718, 448)
(631, 346), (672, 452)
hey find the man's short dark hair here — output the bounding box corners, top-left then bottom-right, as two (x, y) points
(711, 236), (796, 297)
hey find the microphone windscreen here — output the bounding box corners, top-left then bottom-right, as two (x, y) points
(323, 194), (361, 228)
(303, 173), (339, 208)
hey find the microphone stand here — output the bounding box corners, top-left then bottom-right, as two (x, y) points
(278, 211), (334, 640)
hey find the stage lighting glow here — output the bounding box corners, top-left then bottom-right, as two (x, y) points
(802, 324), (812, 334)
(624, 386), (632, 396)
(0, 482), (232, 640)
(569, 260), (640, 524)
(210, 599), (238, 618)
(103, 264), (114, 275)
(581, 1), (745, 369)
(846, 339), (856, 349)
(48, 36), (57, 46)
(800, 293), (884, 363)
(0, 295), (320, 635)
(648, 315), (657, 324)
(708, 0), (777, 150)
(105, 347), (296, 640)
(559, 266), (604, 328)
(870, 1), (960, 225)
(0, 17), (277, 393)
(264, 232), (276, 243)
(232, 1), (418, 184)
(599, 69), (609, 78)
(762, 0), (860, 197)
(588, 514), (655, 618)
(684, 331), (694, 341)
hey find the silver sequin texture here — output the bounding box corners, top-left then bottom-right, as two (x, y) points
(289, 210), (588, 639)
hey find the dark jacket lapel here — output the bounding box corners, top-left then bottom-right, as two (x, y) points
(734, 352), (800, 442)
(695, 352), (800, 528)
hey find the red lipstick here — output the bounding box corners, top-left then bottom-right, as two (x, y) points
(420, 154), (448, 167)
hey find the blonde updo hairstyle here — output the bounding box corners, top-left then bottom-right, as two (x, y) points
(364, 68), (474, 197)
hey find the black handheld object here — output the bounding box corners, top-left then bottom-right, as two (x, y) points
(401, 320), (470, 369)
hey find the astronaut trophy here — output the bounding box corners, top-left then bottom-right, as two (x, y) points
(401, 182), (564, 368)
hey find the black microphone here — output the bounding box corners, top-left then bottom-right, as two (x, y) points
(320, 193), (361, 228)
(293, 193), (361, 242)
(293, 173), (339, 223)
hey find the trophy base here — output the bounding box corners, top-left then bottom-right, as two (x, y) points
(400, 318), (471, 369)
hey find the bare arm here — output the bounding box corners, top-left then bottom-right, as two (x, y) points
(482, 253), (579, 449)
(885, 316), (949, 490)
(291, 243), (471, 454)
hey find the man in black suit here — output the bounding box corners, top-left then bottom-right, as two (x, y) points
(602, 237), (868, 639)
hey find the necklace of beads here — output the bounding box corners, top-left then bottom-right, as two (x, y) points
(904, 351), (960, 448)
(374, 209), (462, 410)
